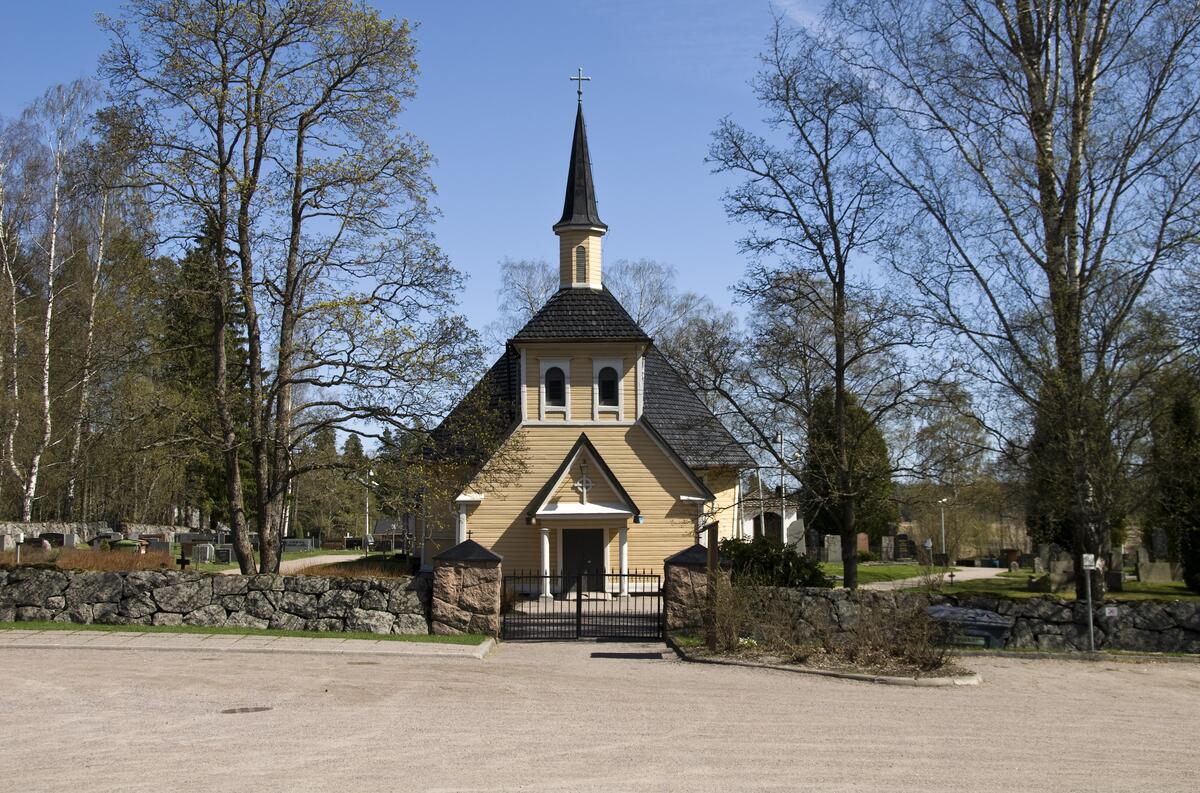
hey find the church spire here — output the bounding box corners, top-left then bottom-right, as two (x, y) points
(553, 101), (607, 233)
(554, 72), (607, 290)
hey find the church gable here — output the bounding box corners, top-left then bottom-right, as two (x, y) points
(529, 433), (639, 519)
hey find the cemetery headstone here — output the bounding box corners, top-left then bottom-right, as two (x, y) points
(880, 535), (895, 563)
(822, 534), (842, 564)
(147, 539), (171, 555)
(191, 543), (215, 564)
(214, 546), (234, 565)
(0, 534), (14, 551)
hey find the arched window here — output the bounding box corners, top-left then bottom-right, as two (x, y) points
(545, 366), (566, 407)
(597, 366), (619, 407)
(575, 245), (587, 283)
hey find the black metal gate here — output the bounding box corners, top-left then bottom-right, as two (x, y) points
(501, 571), (662, 640)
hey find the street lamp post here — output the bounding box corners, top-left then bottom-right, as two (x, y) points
(938, 497), (950, 559)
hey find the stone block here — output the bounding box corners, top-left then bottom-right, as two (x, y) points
(305, 618), (345, 632)
(269, 612), (306, 631)
(93, 602), (121, 624)
(467, 613), (500, 636)
(274, 590), (317, 618)
(152, 578), (212, 613)
(16, 606), (54, 622)
(65, 572), (125, 606)
(431, 597), (470, 632)
(119, 594), (158, 619)
(4, 568), (69, 607)
(152, 612), (183, 626)
(184, 604), (228, 627)
(284, 575), (331, 595)
(346, 608), (395, 634)
(248, 574), (284, 592)
(316, 588), (360, 618)
(244, 590), (277, 620)
(212, 575), (250, 597)
(225, 611), (269, 629)
(65, 604), (93, 624)
(360, 589), (388, 611)
(391, 613), (428, 635)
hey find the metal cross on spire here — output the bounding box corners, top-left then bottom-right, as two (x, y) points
(569, 66), (591, 102)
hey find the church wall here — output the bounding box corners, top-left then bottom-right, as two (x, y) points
(698, 466), (742, 542)
(459, 423), (701, 576)
(521, 342), (639, 422)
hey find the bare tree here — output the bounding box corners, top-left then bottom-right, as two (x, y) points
(835, 0), (1200, 596)
(104, 0), (477, 572)
(707, 20), (923, 588)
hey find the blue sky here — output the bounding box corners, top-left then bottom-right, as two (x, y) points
(0, 0), (822, 332)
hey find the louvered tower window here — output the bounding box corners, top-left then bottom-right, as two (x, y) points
(575, 245), (586, 283)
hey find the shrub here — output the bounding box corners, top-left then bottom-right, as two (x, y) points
(718, 537), (832, 588)
(1, 548), (173, 572)
(857, 550), (878, 563)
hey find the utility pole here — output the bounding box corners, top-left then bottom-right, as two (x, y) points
(777, 431), (787, 546)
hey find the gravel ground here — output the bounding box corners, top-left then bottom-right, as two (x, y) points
(1, 641), (1196, 792)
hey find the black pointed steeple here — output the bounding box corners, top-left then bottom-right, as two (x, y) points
(553, 103), (607, 232)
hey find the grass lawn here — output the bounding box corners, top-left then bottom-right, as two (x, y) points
(0, 620), (486, 645)
(819, 562), (955, 585)
(927, 570), (1200, 602)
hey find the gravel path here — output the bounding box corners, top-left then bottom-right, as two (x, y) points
(218, 552), (364, 575)
(1, 640), (1196, 792)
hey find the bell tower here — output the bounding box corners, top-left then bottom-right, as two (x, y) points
(553, 72), (607, 290)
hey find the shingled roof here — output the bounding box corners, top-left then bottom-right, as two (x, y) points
(642, 347), (756, 470)
(512, 287), (649, 342)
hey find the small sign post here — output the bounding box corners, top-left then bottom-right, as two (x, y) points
(1081, 553), (1097, 652)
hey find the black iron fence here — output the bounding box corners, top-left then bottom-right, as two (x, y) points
(501, 571), (662, 640)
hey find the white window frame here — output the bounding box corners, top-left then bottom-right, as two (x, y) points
(539, 358), (571, 420)
(592, 357), (624, 420)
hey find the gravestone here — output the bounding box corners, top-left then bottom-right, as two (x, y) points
(879, 536), (895, 563)
(1150, 528), (1169, 560)
(1009, 561), (1021, 573)
(215, 546), (234, 564)
(39, 532), (66, 548)
(147, 539), (171, 555)
(822, 534), (842, 564)
(0, 534), (14, 551)
(282, 537), (313, 552)
(1032, 557), (1046, 575)
(191, 543), (215, 564)
(21, 538), (51, 551)
(62, 533), (81, 549)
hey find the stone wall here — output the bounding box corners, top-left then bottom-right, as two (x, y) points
(0, 566), (430, 635)
(431, 561), (501, 636)
(669, 581), (1200, 655)
(663, 562), (713, 632)
(954, 594), (1200, 653)
(0, 522), (111, 541)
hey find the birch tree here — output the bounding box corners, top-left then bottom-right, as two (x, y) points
(834, 0), (1200, 596)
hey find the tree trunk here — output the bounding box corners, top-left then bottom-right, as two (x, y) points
(65, 192), (108, 520)
(22, 143), (65, 523)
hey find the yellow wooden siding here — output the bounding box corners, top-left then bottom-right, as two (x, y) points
(522, 343), (640, 422)
(698, 467), (741, 541)
(556, 229), (603, 288)
(457, 423), (705, 575)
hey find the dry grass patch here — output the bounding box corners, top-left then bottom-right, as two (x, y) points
(1, 548), (175, 572)
(298, 555), (412, 580)
(701, 575), (966, 678)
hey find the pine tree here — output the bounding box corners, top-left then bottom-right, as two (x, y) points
(801, 388), (898, 540)
(1148, 376), (1200, 592)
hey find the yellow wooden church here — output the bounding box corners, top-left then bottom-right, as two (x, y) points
(419, 98), (753, 595)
